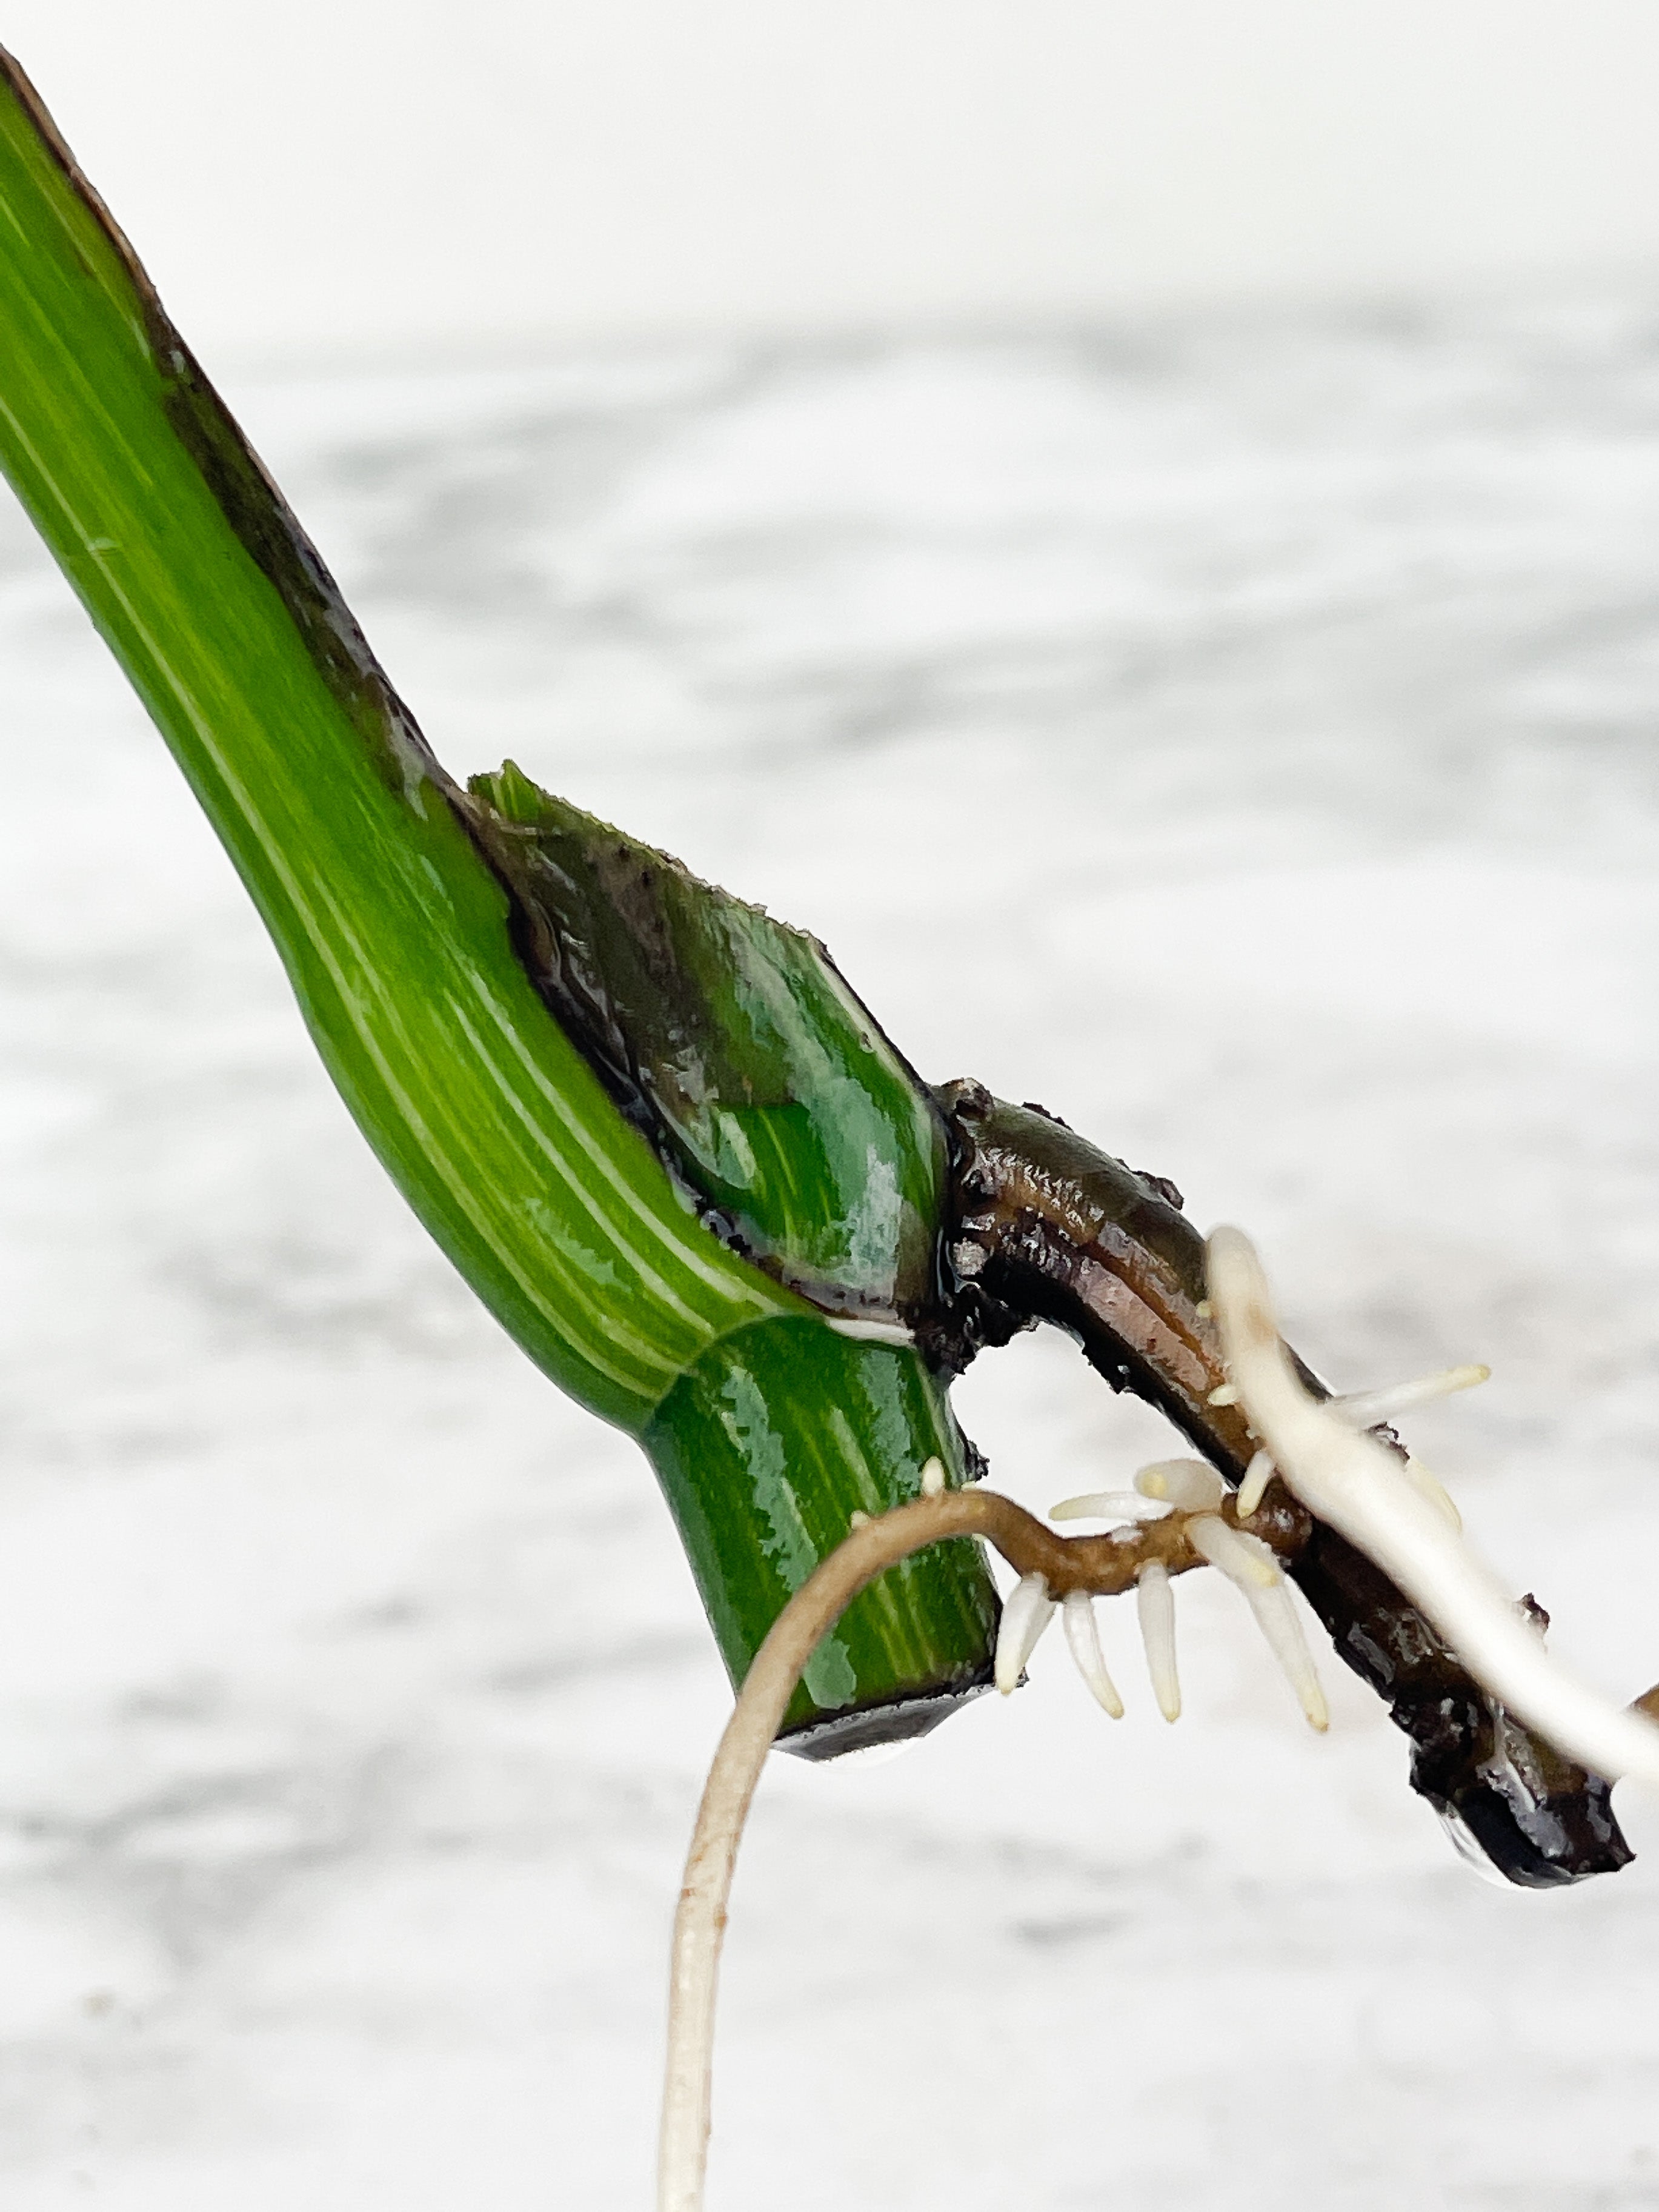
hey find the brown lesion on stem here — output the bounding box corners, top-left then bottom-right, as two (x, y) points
(924, 1081), (1635, 1891)
(923, 1082), (1250, 1450)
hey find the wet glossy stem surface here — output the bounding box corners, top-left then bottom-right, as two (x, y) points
(644, 1321), (1000, 1742)
(943, 1091), (1634, 1887)
(0, 48), (807, 1433)
(0, 49), (1004, 1732)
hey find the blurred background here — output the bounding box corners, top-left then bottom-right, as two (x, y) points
(2, 7), (1659, 2207)
(10, 1), (1659, 356)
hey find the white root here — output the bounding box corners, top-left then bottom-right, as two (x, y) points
(996, 1572), (1057, 1693)
(1235, 1449), (1277, 1518)
(1235, 1377), (1478, 1526)
(1331, 1364), (1489, 1429)
(1135, 1459), (1227, 1512)
(1206, 1224), (1659, 1792)
(1243, 1578), (1330, 1732)
(1187, 1515), (1330, 1730)
(1063, 1589), (1125, 1716)
(660, 1498), (988, 2212)
(1400, 1455), (1462, 1531)
(1051, 1489), (1172, 1524)
(1187, 1513), (1281, 1589)
(1137, 1561), (1182, 1721)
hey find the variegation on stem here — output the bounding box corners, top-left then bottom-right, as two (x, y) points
(1, 44), (1656, 2212)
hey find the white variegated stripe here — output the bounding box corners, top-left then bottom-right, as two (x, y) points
(5, 351), (794, 1412)
(465, 978), (777, 1312)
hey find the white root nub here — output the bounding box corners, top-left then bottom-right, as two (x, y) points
(1137, 1563), (1181, 1721)
(1051, 1490), (1172, 1524)
(1331, 1365), (1491, 1430)
(1235, 1450), (1275, 1518)
(1135, 1459), (1227, 1512)
(1188, 1515), (1281, 1589)
(919, 1456), (946, 1498)
(1208, 1382), (1240, 1407)
(996, 1573), (1057, 1695)
(1063, 1590), (1125, 1716)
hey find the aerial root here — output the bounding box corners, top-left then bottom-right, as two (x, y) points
(657, 1474), (1312, 2211)
(1187, 1513), (1280, 1589)
(1051, 1489), (1171, 1524)
(996, 1573), (1058, 1693)
(1062, 1589), (1124, 1717)
(659, 1497), (978, 2212)
(1234, 1368), (1485, 1524)
(1137, 1561), (1181, 1721)
(1331, 1364), (1490, 1430)
(1135, 1459), (1226, 1512)
(1206, 1224), (1659, 1791)
(1235, 1449), (1277, 1518)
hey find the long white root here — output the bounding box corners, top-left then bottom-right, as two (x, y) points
(659, 1493), (995, 2212)
(1206, 1224), (1659, 1792)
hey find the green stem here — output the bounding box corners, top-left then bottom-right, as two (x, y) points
(0, 50), (793, 1430)
(0, 48), (1000, 1736)
(646, 1320), (997, 1747)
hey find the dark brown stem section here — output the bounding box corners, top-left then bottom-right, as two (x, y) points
(931, 1084), (1633, 1890)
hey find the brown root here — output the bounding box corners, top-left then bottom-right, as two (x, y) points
(657, 1484), (1306, 2212)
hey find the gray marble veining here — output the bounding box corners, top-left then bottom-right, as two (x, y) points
(2, 306), (1658, 2207)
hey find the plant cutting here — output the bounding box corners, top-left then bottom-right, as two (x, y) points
(0, 44), (1655, 2208)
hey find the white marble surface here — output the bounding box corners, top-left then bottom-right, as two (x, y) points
(3, 305), (1659, 2207)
